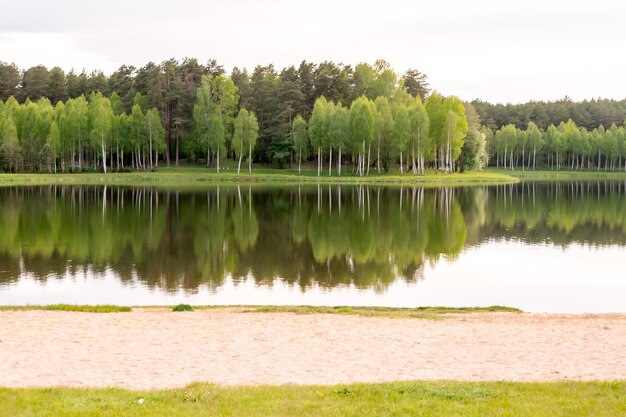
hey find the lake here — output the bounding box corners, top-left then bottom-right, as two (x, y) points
(0, 182), (624, 312)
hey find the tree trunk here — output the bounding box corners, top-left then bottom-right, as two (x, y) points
(78, 139), (82, 171)
(317, 147), (321, 176)
(338, 148), (342, 176)
(328, 147), (332, 176)
(149, 125), (153, 170)
(100, 134), (107, 174)
(367, 143), (371, 176)
(377, 140), (381, 175)
(175, 134), (179, 167)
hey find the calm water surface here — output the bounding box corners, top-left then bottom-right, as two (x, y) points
(0, 182), (625, 312)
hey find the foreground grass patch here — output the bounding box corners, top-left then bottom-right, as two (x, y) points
(0, 381), (623, 417)
(245, 305), (522, 318)
(0, 304), (131, 313)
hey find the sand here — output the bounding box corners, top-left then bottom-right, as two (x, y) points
(0, 309), (624, 389)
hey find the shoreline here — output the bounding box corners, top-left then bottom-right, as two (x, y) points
(1, 168), (626, 188)
(0, 169), (518, 187)
(1, 308), (624, 389)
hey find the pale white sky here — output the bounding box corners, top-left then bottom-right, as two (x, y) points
(1, 0), (624, 103)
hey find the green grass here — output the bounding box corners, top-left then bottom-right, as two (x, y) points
(172, 304), (193, 312)
(0, 304), (131, 313)
(4, 165), (626, 188)
(0, 381), (623, 417)
(244, 305), (522, 319)
(489, 168), (626, 182)
(0, 166), (518, 187)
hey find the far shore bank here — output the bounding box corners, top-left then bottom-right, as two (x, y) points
(1, 166), (626, 188)
(0, 168), (517, 187)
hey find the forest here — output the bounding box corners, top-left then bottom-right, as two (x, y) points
(1, 59), (625, 174)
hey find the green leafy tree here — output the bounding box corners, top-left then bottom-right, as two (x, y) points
(441, 97), (468, 172)
(349, 96), (375, 176)
(145, 107), (165, 169)
(130, 104), (146, 170)
(425, 93), (446, 170)
(526, 121), (543, 169)
(407, 99), (430, 174)
(244, 112), (259, 173)
(46, 121), (61, 172)
(392, 105), (411, 174)
(232, 108), (259, 173)
(208, 111), (226, 171)
(193, 76), (238, 172)
(0, 117), (21, 172)
(90, 94), (113, 173)
(374, 97), (393, 174)
(496, 124), (518, 170)
(66, 95), (89, 171)
(309, 96), (329, 176)
(291, 115), (308, 174)
(327, 103), (350, 176)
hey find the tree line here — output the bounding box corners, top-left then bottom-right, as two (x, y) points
(0, 92), (166, 173)
(2, 58), (625, 173)
(0, 59), (429, 170)
(294, 92), (478, 176)
(472, 98), (626, 131)
(489, 119), (626, 171)
(0, 72), (264, 173)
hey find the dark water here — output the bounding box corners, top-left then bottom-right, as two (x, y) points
(0, 182), (625, 312)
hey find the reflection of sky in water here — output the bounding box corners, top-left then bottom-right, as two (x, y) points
(2, 241), (624, 313)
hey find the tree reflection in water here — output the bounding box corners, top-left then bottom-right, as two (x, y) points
(0, 181), (625, 293)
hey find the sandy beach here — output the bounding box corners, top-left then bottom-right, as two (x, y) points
(0, 309), (624, 389)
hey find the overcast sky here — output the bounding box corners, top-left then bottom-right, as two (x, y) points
(1, 0), (624, 103)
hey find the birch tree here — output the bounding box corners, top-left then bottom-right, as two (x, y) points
(392, 105), (410, 174)
(90, 94), (113, 173)
(291, 115), (308, 174)
(374, 97), (393, 175)
(145, 108), (164, 169)
(407, 99), (430, 174)
(309, 96), (329, 176)
(327, 103), (349, 176)
(349, 96), (375, 176)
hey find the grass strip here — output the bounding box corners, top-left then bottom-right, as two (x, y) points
(0, 304), (131, 313)
(0, 381), (623, 417)
(244, 305), (522, 318)
(0, 304), (520, 317)
(0, 168), (518, 188)
(490, 168), (626, 182)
